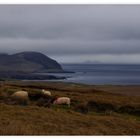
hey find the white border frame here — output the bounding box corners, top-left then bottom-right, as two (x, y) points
(0, 0), (140, 4)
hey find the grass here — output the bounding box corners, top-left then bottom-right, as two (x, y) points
(0, 81), (140, 135)
(0, 103), (140, 135)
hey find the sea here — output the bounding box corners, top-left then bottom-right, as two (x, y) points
(39, 64), (140, 85)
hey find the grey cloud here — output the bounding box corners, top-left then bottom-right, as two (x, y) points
(0, 5), (140, 40)
(0, 38), (140, 55)
(0, 5), (140, 63)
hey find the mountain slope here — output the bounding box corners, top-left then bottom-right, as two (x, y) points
(0, 52), (63, 73)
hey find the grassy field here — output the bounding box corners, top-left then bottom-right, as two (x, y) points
(0, 81), (140, 135)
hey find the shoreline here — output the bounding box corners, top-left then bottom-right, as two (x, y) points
(0, 72), (67, 81)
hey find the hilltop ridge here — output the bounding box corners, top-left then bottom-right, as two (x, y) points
(0, 51), (63, 73)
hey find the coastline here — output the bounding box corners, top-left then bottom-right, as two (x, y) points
(0, 72), (67, 81)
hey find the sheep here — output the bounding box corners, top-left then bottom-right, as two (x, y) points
(42, 89), (51, 96)
(53, 97), (70, 107)
(11, 91), (29, 105)
(12, 91), (28, 99)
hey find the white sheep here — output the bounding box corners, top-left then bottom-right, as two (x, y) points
(53, 97), (70, 107)
(12, 91), (28, 99)
(42, 89), (52, 96)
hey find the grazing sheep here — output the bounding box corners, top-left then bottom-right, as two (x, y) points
(53, 97), (70, 107)
(11, 91), (29, 105)
(42, 89), (51, 96)
(12, 91), (28, 99)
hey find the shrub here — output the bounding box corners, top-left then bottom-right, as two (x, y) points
(36, 97), (51, 108)
(118, 106), (140, 116)
(28, 89), (43, 101)
(70, 99), (80, 107)
(87, 101), (116, 112)
(74, 103), (89, 114)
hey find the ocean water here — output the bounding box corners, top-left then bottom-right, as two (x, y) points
(42, 64), (140, 85)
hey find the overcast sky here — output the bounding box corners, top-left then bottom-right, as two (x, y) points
(0, 5), (140, 64)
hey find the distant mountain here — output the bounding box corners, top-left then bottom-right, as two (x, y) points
(0, 51), (63, 73)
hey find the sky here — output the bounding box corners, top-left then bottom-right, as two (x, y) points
(0, 5), (140, 64)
